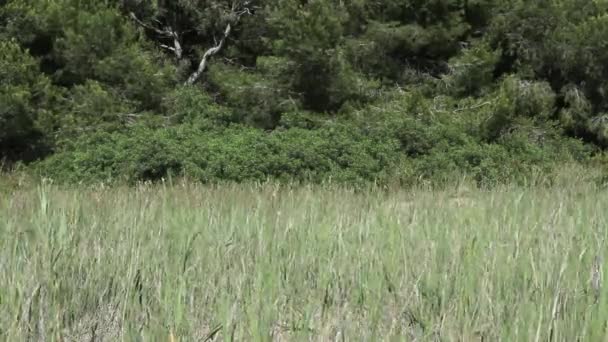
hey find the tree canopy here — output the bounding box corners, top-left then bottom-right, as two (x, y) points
(0, 0), (605, 185)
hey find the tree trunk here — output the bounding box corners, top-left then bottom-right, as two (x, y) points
(185, 23), (232, 85)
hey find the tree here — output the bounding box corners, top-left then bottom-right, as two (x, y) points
(124, 0), (254, 85)
(0, 41), (58, 161)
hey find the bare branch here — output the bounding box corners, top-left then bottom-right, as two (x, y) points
(185, 2), (252, 85)
(129, 12), (182, 59)
(159, 44), (175, 53)
(172, 34), (183, 59)
(129, 12), (167, 36)
(185, 23), (232, 85)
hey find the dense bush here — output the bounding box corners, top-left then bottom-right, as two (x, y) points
(38, 123), (401, 184)
(38, 86), (590, 186)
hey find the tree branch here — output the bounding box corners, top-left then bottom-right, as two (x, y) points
(129, 12), (182, 59)
(184, 1), (251, 85)
(185, 23), (232, 85)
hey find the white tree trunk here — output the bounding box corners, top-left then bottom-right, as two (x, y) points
(185, 23), (232, 85)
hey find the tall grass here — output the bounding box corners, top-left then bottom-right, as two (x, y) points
(1, 180), (607, 341)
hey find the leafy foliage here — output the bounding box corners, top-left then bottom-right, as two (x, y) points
(0, 41), (58, 161)
(0, 0), (605, 183)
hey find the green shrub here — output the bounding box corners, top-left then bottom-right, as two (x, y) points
(484, 75), (557, 141)
(37, 123), (402, 185)
(443, 42), (501, 97)
(161, 86), (234, 127)
(207, 61), (300, 128)
(349, 87), (590, 187)
(38, 94), (591, 188)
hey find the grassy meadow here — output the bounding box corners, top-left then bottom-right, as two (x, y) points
(1, 178), (608, 341)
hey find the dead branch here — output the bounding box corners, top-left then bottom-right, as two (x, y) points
(184, 2), (251, 85)
(184, 23), (232, 85)
(129, 12), (182, 59)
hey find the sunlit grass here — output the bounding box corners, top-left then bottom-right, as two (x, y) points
(1, 180), (608, 340)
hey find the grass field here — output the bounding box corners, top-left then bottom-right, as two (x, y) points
(1, 180), (608, 341)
